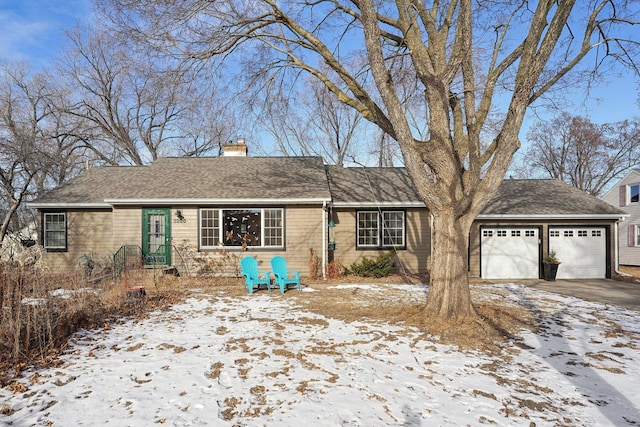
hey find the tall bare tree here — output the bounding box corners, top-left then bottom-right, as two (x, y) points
(251, 74), (365, 164)
(0, 64), (86, 242)
(515, 113), (640, 197)
(57, 27), (200, 165)
(100, 0), (639, 321)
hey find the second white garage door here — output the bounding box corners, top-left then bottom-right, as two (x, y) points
(549, 227), (606, 279)
(481, 228), (540, 279)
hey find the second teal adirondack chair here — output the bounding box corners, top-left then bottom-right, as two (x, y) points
(270, 256), (301, 293)
(240, 257), (271, 294)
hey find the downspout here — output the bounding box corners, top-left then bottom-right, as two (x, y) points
(322, 201), (327, 280)
(614, 221), (620, 274)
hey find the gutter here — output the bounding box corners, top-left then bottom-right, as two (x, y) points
(27, 202), (112, 209)
(30, 198), (332, 209)
(103, 198), (331, 206)
(331, 201), (426, 208)
(476, 213), (629, 220)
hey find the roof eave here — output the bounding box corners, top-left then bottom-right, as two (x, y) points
(331, 201), (426, 208)
(476, 213), (629, 220)
(103, 198), (331, 206)
(27, 202), (112, 209)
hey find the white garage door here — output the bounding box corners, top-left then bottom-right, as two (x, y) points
(549, 227), (606, 279)
(481, 228), (540, 279)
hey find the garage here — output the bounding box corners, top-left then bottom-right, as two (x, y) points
(549, 227), (606, 279)
(481, 227), (540, 279)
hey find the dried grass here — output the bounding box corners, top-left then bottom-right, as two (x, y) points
(174, 272), (536, 353)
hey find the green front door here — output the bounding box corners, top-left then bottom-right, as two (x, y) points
(142, 208), (171, 265)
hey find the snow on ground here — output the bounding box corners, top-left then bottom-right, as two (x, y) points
(1, 282), (639, 426)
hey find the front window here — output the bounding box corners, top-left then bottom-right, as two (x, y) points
(43, 212), (67, 250)
(637, 225), (640, 246)
(357, 210), (405, 249)
(631, 184), (640, 204)
(199, 208), (284, 249)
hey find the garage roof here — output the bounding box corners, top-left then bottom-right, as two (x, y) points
(479, 179), (626, 218)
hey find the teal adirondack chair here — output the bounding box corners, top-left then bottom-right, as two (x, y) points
(270, 256), (301, 293)
(240, 257), (271, 294)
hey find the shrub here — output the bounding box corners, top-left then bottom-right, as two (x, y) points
(326, 260), (345, 279)
(308, 248), (321, 279)
(0, 262), (157, 383)
(347, 252), (396, 278)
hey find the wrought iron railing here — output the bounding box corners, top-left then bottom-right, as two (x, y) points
(113, 245), (143, 278)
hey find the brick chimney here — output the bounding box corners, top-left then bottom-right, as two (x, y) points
(223, 139), (248, 157)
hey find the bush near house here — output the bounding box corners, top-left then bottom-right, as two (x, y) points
(347, 252), (396, 278)
(0, 258), (185, 387)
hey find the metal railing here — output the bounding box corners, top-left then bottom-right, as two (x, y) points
(113, 245), (143, 279)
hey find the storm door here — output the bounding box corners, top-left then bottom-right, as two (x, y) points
(142, 209), (171, 265)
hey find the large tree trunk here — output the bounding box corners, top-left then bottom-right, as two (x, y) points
(425, 209), (476, 320)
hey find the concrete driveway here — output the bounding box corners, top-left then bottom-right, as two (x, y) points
(522, 279), (640, 310)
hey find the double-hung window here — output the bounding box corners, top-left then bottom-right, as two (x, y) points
(199, 208), (284, 249)
(357, 210), (405, 249)
(631, 184), (640, 204)
(43, 212), (67, 251)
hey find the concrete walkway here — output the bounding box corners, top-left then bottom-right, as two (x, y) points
(522, 279), (640, 310)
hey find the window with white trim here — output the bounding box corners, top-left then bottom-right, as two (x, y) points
(199, 208), (284, 249)
(43, 212), (67, 250)
(357, 210), (405, 249)
(637, 226), (640, 247)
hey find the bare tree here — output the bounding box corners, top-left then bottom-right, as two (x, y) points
(306, 78), (364, 165)
(251, 74), (365, 164)
(57, 27), (201, 165)
(515, 113), (640, 197)
(0, 65), (82, 241)
(100, 0), (639, 321)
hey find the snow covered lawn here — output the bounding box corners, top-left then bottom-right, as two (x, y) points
(1, 282), (639, 426)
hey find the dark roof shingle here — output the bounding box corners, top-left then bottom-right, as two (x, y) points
(30, 158), (626, 218)
(31, 156), (331, 205)
(480, 179), (624, 216)
(326, 166), (422, 205)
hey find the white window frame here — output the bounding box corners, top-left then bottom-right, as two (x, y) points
(199, 208), (284, 250)
(637, 225), (640, 247)
(200, 209), (219, 248)
(43, 212), (67, 251)
(630, 184), (640, 204)
(357, 210), (406, 250)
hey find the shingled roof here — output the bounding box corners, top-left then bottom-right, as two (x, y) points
(479, 179), (625, 217)
(326, 166), (423, 206)
(30, 156), (331, 207)
(29, 157), (627, 219)
(326, 167), (624, 217)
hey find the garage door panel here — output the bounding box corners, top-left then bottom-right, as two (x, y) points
(549, 228), (605, 279)
(481, 228), (539, 279)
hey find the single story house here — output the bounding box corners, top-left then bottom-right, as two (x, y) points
(602, 169), (640, 267)
(28, 141), (627, 279)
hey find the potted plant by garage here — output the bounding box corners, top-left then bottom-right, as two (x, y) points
(543, 250), (560, 281)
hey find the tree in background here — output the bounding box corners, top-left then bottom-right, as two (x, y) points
(99, 0), (639, 322)
(57, 26), (239, 166)
(514, 113), (640, 197)
(0, 64), (87, 242)
(250, 73), (365, 165)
